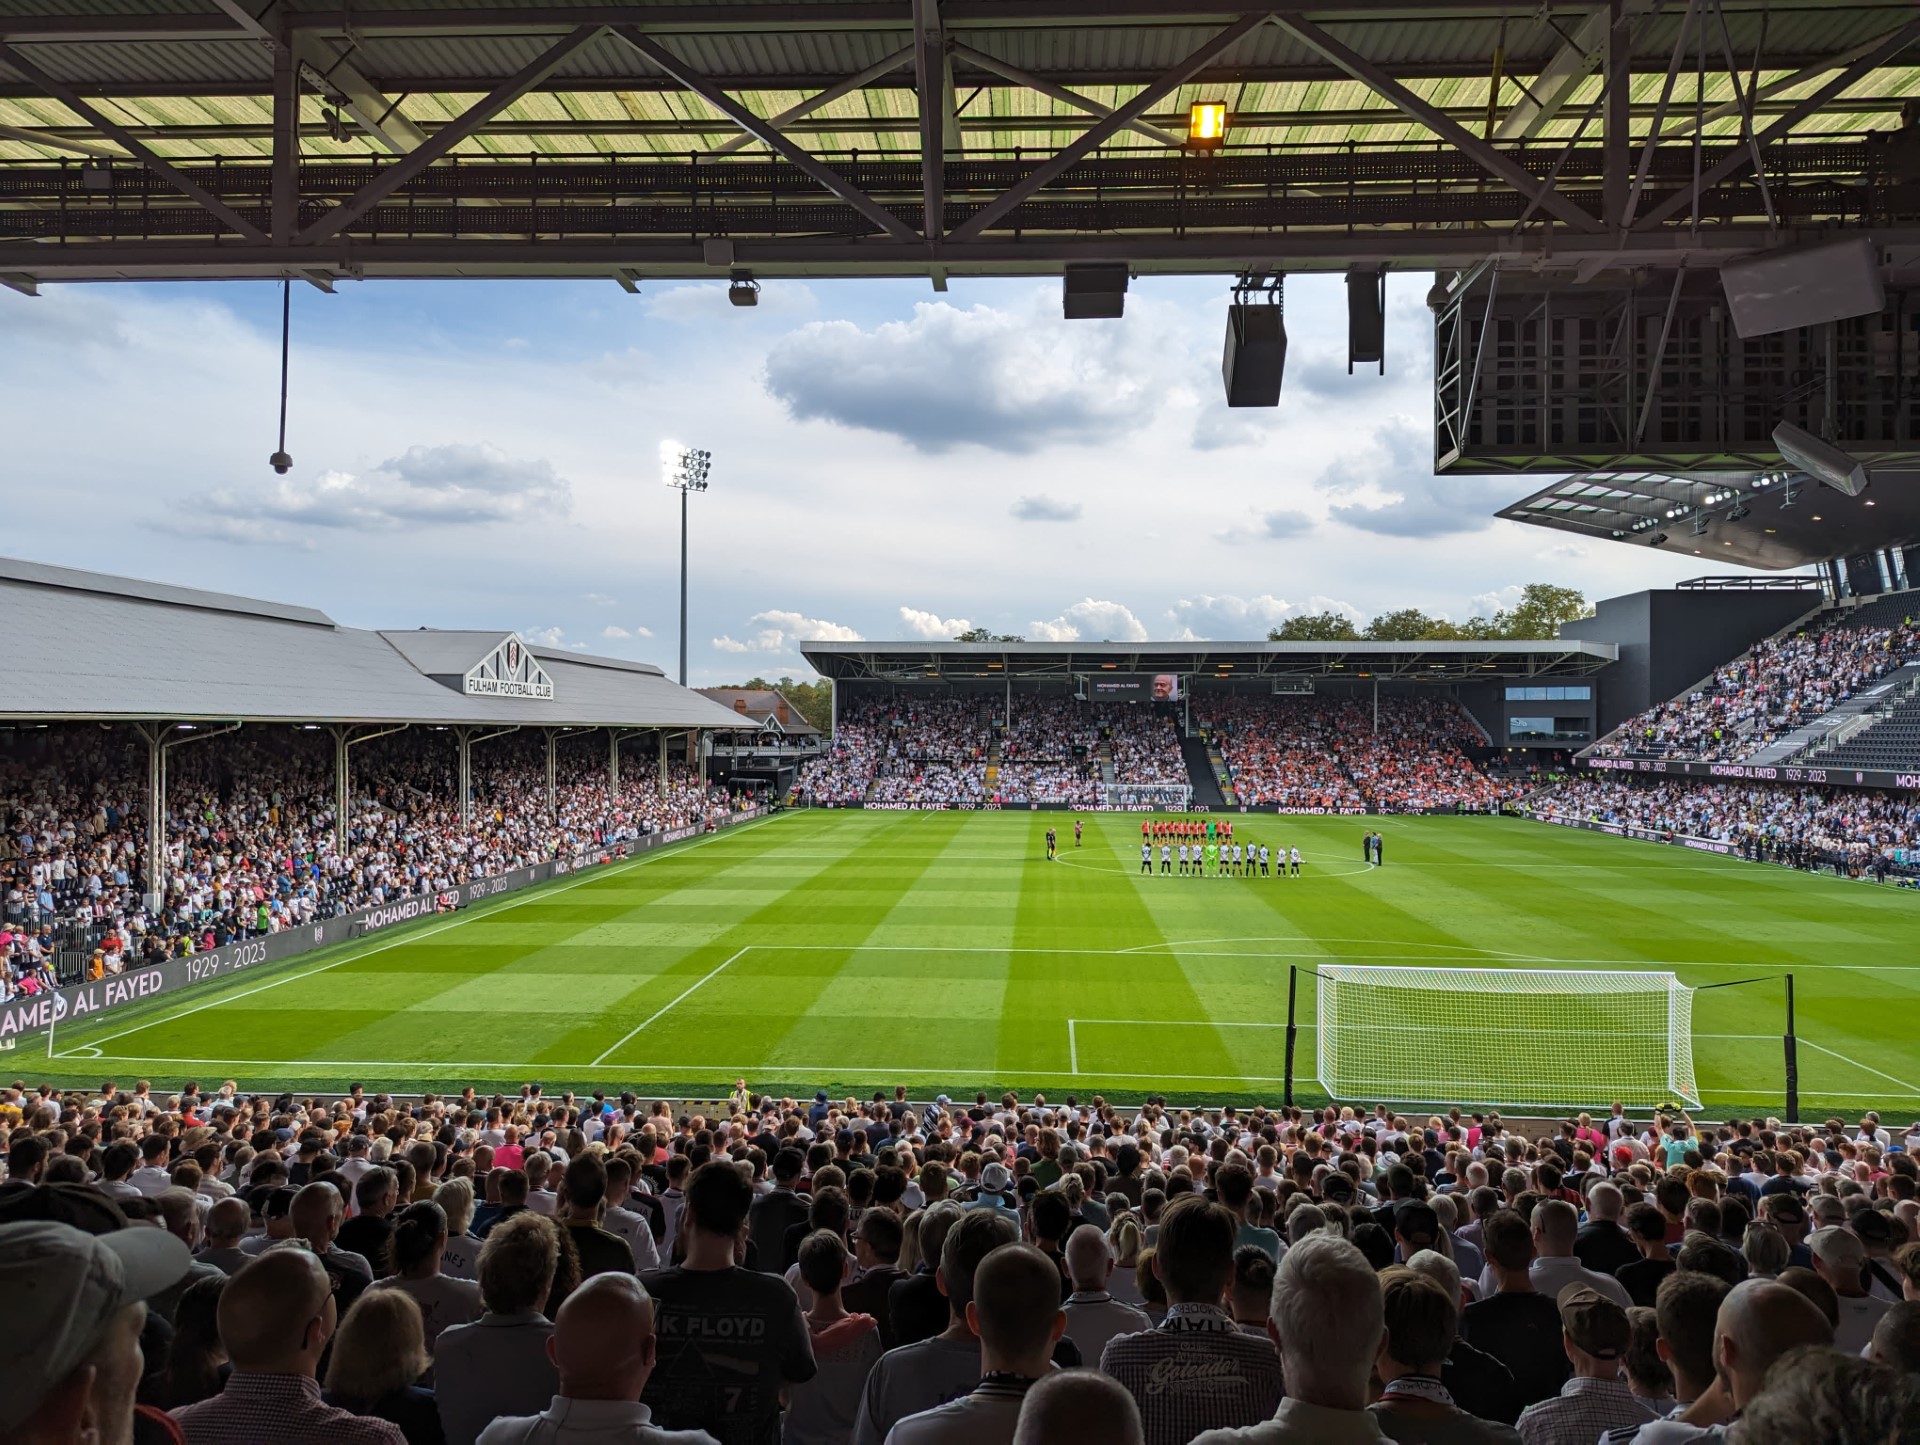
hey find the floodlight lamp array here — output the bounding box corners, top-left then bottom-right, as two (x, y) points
(660, 441), (713, 492)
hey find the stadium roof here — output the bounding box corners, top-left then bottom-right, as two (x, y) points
(801, 637), (1617, 682)
(1498, 467), (1920, 571)
(0, 555), (750, 729)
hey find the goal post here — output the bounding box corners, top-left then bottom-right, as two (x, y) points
(1311, 964), (1700, 1111)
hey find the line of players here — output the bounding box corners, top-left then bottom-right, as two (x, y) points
(1140, 836), (1300, 876)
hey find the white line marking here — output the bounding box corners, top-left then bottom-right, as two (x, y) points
(1118, 935), (1534, 958)
(1800, 1038), (1920, 1095)
(1069, 1018), (1772, 1039)
(62, 813), (789, 1056)
(1067, 1019), (1078, 1075)
(590, 948), (750, 1066)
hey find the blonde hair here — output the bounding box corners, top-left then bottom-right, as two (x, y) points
(1109, 1214), (1143, 1267)
(434, 1176), (475, 1237)
(478, 1212), (559, 1315)
(324, 1289), (428, 1400)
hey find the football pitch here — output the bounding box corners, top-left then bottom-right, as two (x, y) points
(22, 809), (1920, 1113)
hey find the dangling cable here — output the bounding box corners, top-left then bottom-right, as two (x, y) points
(270, 277), (293, 474)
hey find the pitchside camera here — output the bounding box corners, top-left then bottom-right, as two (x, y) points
(1771, 422), (1870, 497)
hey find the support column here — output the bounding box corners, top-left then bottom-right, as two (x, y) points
(457, 728), (472, 829)
(545, 729), (557, 814)
(1602, 0), (1631, 233)
(139, 722), (165, 911)
(657, 730), (668, 795)
(333, 725), (350, 850)
(697, 731), (707, 787)
(1373, 678), (1379, 733)
(609, 728), (621, 795)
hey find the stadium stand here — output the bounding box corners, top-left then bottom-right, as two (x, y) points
(0, 1077), (1913, 1444)
(1, 725), (741, 996)
(1587, 598), (1920, 764)
(1537, 776), (1920, 879)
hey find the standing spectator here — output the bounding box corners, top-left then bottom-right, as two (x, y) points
(1100, 1196), (1285, 1445)
(842, 1210), (909, 1347)
(748, 1149), (810, 1274)
(1012, 1372), (1143, 1445)
(377, 1202), (483, 1353)
(433, 1179), (485, 1282)
(889, 1201), (963, 1349)
(1636, 1280), (1833, 1440)
(322, 1289), (444, 1445)
(785, 1229), (883, 1445)
(433, 1213), (562, 1445)
(555, 1153), (634, 1302)
(1575, 1185), (1638, 1279)
(1191, 1234), (1388, 1444)
(641, 1160), (816, 1445)
(1808, 1227), (1893, 1354)
(1615, 1204), (1678, 1310)
(1728, 1344), (1920, 1445)
(601, 1155), (662, 1274)
(1403, 1250), (1523, 1426)
(1513, 1287), (1656, 1445)
(1369, 1267), (1519, 1444)
(476, 1273), (718, 1445)
(197, 1199), (253, 1275)
(854, 1211), (1017, 1445)
(1062, 1227), (1152, 1363)
(884, 1243), (1063, 1445)
(170, 1249), (406, 1444)
(0, 1219), (191, 1445)
(338, 1168), (401, 1278)
(292, 1181), (375, 1312)
(1461, 1211), (1571, 1410)
(1523, 1203), (1632, 1309)
(156, 1275), (231, 1412)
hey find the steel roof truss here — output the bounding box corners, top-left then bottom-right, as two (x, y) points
(706, 44), (916, 156)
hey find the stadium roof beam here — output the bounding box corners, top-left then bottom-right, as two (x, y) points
(0, 39), (267, 243)
(948, 44), (1184, 148)
(1491, 4), (1612, 141)
(705, 44), (917, 157)
(1268, 10), (1605, 233)
(294, 33), (432, 154)
(913, 0), (948, 241)
(610, 25), (922, 245)
(295, 24), (605, 244)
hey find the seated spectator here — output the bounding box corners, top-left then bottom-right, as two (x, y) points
(785, 1229), (883, 1445)
(433, 1212), (562, 1445)
(476, 1273), (718, 1445)
(171, 1247), (406, 1444)
(1370, 1267), (1519, 1444)
(1, 1218), (192, 1445)
(322, 1289), (444, 1445)
(1012, 1371), (1143, 1445)
(1101, 1195), (1285, 1445)
(885, 1243), (1064, 1445)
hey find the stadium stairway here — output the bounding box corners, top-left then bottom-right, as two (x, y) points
(1179, 733), (1228, 809)
(1790, 664), (1920, 770)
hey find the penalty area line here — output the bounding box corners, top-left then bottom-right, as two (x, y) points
(589, 947), (751, 1067)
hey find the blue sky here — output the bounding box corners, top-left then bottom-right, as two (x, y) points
(0, 271), (1711, 684)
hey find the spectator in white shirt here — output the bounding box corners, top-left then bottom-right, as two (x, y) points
(1521, 1201), (1632, 1310)
(476, 1273), (716, 1445)
(433, 1178), (484, 1282)
(1062, 1227), (1151, 1363)
(601, 1154), (661, 1273)
(1808, 1227), (1893, 1354)
(523, 1152), (559, 1217)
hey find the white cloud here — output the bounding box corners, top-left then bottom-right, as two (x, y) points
(632, 624), (655, 637)
(1011, 495), (1082, 523)
(584, 593), (617, 606)
(1536, 542), (1589, 561)
(171, 442), (569, 539)
(899, 606), (972, 639)
(602, 625), (631, 638)
(1470, 585), (1525, 618)
(1318, 419), (1518, 538)
(1167, 593), (1299, 639)
(713, 608), (862, 654)
(1215, 509), (1316, 543)
(524, 626), (587, 651)
(762, 296), (1172, 453)
(1028, 598), (1150, 643)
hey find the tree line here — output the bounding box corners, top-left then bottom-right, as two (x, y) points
(1266, 583), (1593, 642)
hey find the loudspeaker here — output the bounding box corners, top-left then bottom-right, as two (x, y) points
(1222, 303), (1287, 407)
(1062, 263), (1129, 319)
(1720, 237), (1884, 339)
(1347, 265), (1384, 366)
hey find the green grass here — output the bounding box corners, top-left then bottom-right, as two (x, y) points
(17, 809), (1920, 1114)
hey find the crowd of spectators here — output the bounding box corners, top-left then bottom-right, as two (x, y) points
(799, 700), (990, 808)
(1589, 610), (1920, 763)
(1536, 777), (1920, 879)
(1199, 696), (1511, 812)
(1, 727), (741, 996)
(3, 1077), (1918, 1445)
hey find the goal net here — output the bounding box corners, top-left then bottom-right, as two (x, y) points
(1106, 783), (1192, 810)
(1314, 965), (1699, 1111)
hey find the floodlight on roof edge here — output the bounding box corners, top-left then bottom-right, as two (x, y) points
(1772, 421), (1870, 498)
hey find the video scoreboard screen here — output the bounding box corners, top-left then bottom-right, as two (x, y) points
(1087, 673), (1182, 702)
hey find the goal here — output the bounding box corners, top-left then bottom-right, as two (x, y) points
(1313, 964), (1699, 1110)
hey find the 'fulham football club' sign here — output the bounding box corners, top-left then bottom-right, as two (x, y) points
(465, 633), (555, 699)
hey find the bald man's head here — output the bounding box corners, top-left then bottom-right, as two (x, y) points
(549, 1273), (656, 1402)
(968, 1244), (1067, 1372)
(1716, 1278), (1835, 1410)
(290, 1181), (343, 1250)
(205, 1197), (249, 1247)
(1064, 1226), (1114, 1291)
(1014, 1370), (1143, 1445)
(221, 1249), (334, 1374)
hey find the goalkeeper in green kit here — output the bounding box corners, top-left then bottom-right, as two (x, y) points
(1204, 840), (1219, 877)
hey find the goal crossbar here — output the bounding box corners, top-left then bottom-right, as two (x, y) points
(1313, 964), (1699, 1111)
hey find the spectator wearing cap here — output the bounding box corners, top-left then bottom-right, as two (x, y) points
(1101, 1196), (1285, 1445)
(968, 1162), (1018, 1215)
(1850, 1208), (1902, 1301)
(884, 1242), (1063, 1445)
(171, 1247), (407, 1445)
(1808, 1226), (1893, 1353)
(1369, 1267), (1519, 1444)
(0, 1218), (191, 1445)
(1514, 1285), (1656, 1445)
